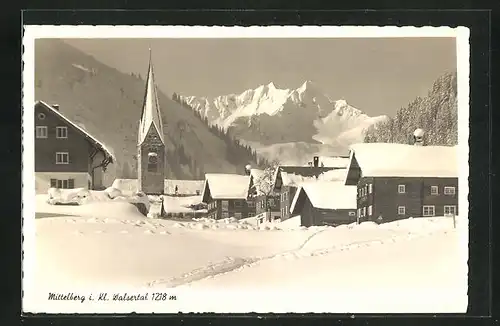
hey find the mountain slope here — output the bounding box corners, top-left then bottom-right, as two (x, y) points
(34, 39), (256, 184)
(364, 72), (458, 146)
(181, 81), (387, 147)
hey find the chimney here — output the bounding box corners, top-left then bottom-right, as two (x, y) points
(413, 128), (425, 146)
(244, 164), (252, 176)
(313, 156), (319, 168)
(52, 104), (60, 111)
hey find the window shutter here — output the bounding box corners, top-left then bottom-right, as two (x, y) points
(68, 179), (75, 189)
(50, 179), (57, 188)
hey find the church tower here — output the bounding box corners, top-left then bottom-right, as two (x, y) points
(137, 50), (165, 195)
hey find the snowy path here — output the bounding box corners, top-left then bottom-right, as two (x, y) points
(147, 227), (330, 288)
(158, 224), (442, 289)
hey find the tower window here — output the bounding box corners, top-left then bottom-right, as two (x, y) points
(147, 152), (158, 172)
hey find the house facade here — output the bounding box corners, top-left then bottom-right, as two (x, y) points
(201, 173), (255, 220)
(290, 182), (357, 227)
(255, 194), (281, 220)
(34, 101), (114, 194)
(345, 139), (459, 223)
(137, 51), (166, 195)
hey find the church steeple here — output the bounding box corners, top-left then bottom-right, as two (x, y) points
(138, 48), (164, 145)
(137, 48), (166, 195)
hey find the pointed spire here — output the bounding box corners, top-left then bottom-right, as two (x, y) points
(138, 48), (165, 145)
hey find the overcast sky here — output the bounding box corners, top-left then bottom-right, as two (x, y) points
(64, 37), (456, 117)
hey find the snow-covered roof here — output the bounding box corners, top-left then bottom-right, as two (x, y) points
(317, 156), (350, 168)
(274, 166), (335, 188)
(348, 143), (459, 178)
(317, 168), (348, 182)
(290, 181), (357, 213)
(163, 195), (205, 213)
(164, 179), (204, 195)
(138, 54), (164, 145)
(249, 168), (264, 180)
(36, 101), (115, 162)
(202, 173), (251, 201)
(112, 178), (204, 195)
(281, 172), (318, 187)
(111, 178), (138, 193)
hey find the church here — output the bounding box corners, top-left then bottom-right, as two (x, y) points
(137, 50), (166, 195)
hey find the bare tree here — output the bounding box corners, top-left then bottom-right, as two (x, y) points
(250, 159), (281, 221)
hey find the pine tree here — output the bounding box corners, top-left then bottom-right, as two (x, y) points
(363, 71), (457, 146)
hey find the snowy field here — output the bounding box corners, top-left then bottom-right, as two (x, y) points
(25, 194), (468, 313)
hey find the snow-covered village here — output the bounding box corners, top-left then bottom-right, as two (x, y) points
(24, 30), (469, 313)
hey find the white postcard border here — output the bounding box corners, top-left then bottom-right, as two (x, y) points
(22, 25), (470, 314)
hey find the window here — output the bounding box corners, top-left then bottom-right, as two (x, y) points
(362, 207), (366, 217)
(398, 206), (406, 215)
(56, 126), (68, 139)
(36, 126), (48, 138)
(234, 212), (242, 219)
(358, 189), (361, 197)
(37, 112), (46, 120)
(444, 187), (456, 195)
(248, 200), (255, 207)
(196, 190), (200, 195)
(357, 208), (361, 217)
(349, 211), (356, 217)
(52, 178), (75, 189)
(444, 205), (457, 216)
(368, 183), (373, 194)
(147, 152), (158, 172)
(398, 184), (406, 194)
(423, 205), (435, 217)
(368, 205), (373, 216)
(430, 186), (439, 195)
(283, 192), (287, 201)
(221, 212), (229, 219)
(234, 200), (242, 208)
(221, 200), (229, 211)
(55, 152), (69, 164)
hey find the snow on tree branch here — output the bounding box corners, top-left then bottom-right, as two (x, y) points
(251, 159), (280, 196)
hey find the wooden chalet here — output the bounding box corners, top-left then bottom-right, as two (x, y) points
(289, 181), (357, 227)
(345, 137), (459, 223)
(201, 173), (255, 220)
(272, 156), (349, 221)
(34, 101), (114, 194)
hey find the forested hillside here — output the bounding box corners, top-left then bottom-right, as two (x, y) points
(35, 39), (258, 183)
(364, 72), (458, 145)
(172, 93), (272, 168)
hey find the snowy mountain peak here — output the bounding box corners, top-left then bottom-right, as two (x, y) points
(179, 81), (387, 153)
(297, 80), (317, 93)
(267, 81), (277, 89)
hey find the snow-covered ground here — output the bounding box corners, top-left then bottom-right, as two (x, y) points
(25, 196), (467, 313)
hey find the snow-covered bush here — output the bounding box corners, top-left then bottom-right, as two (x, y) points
(104, 187), (122, 199)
